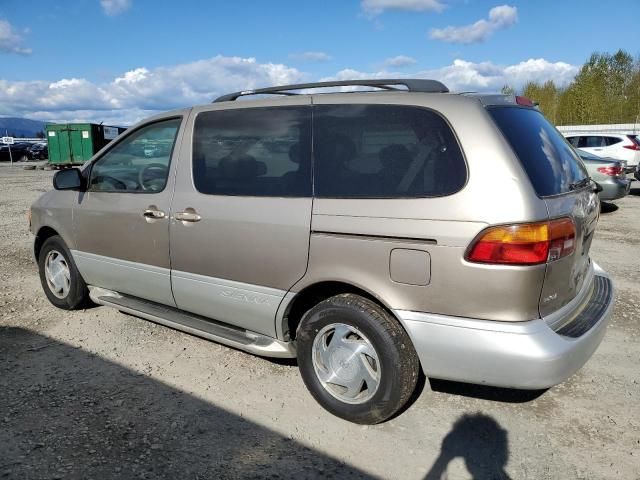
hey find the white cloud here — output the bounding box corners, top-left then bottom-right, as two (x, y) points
(100, 0), (132, 16)
(361, 0), (446, 16)
(430, 4), (518, 44)
(289, 51), (332, 62)
(0, 55), (305, 125)
(0, 55), (578, 125)
(0, 18), (31, 55)
(383, 55), (417, 68)
(324, 58), (578, 92)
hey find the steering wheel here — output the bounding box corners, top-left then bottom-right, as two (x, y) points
(92, 175), (127, 191)
(138, 163), (169, 191)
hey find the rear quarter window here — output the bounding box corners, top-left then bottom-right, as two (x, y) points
(489, 107), (588, 197)
(313, 105), (466, 198)
(566, 136), (580, 147)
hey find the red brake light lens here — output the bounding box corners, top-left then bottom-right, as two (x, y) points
(515, 96), (535, 107)
(466, 218), (576, 266)
(597, 166), (623, 176)
(623, 144), (640, 151)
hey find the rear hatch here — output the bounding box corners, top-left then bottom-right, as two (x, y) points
(489, 106), (600, 317)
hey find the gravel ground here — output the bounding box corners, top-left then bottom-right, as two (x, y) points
(0, 162), (638, 480)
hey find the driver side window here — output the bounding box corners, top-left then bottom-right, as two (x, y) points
(89, 118), (181, 193)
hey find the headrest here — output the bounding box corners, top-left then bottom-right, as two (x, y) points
(316, 133), (356, 164)
(218, 155), (266, 179)
(379, 144), (413, 168)
(289, 143), (301, 164)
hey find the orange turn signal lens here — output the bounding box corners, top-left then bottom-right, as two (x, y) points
(466, 218), (576, 265)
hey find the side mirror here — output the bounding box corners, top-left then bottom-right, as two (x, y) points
(53, 168), (84, 191)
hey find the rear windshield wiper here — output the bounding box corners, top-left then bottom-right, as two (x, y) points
(569, 177), (591, 191)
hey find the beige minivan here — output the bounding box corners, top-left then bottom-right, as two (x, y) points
(31, 79), (614, 424)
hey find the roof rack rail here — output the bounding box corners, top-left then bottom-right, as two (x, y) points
(213, 78), (449, 102)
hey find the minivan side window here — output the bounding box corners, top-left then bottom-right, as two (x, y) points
(313, 105), (466, 198)
(89, 118), (181, 193)
(192, 107), (311, 197)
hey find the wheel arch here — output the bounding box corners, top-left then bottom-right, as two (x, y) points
(280, 280), (399, 341)
(34, 226), (60, 261)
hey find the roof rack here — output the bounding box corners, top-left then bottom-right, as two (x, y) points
(213, 78), (449, 102)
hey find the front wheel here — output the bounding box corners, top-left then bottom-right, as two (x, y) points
(38, 235), (91, 310)
(296, 293), (420, 424)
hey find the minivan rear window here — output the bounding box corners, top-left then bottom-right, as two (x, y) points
(489, 107), (588, 197)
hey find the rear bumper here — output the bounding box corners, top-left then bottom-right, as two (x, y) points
(395, 262), (613, 390)
(598, 177), (631, 201)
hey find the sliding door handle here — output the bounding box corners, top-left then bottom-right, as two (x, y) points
(174, 210), (201, 223)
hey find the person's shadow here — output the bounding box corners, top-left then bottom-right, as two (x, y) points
(425, 413), (511, 480)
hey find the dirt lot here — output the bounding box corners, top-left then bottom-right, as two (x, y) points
(0, 162), (638, 480)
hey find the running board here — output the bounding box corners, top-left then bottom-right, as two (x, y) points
(88, 287), (295, 358)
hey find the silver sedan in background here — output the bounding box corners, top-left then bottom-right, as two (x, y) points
(576, 148), (631, 201)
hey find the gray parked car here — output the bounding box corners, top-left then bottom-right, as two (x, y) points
(30, 79), (614, 424)
(575, 148), (631, 201)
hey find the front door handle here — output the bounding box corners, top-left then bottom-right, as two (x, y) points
(174, 210), (201, 223)
(143, 208), (166, 219)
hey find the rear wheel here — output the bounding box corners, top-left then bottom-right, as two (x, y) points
(296, 293), (420, 424)
(38, 235), (90, 309)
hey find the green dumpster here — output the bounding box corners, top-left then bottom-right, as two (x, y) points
(46, 123), (126, 165)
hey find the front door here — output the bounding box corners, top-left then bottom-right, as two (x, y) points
(170, 102), (312, 337)
(72, 116), (186, 306)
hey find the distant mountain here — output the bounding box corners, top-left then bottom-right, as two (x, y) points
(0, 117), (47, 138)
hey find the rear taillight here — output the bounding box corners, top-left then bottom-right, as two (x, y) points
(466, 218), (576, 266)
(623, 144), (640, 151)
(597, 166), (624, 176)
(625, 135), (640, 147)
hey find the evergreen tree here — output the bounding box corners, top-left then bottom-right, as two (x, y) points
(518, 49), (640, 126)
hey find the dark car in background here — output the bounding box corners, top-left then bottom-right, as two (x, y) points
(28, 142), (48, 160)
(0, 142), (32, 162)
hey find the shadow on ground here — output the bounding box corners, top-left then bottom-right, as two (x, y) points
(424, 413), (511, 480)
(430, 379), (546, 403)
(0, 327), (371, 479)
(0, 327), (517, 479)
(600, 201), (619, 213)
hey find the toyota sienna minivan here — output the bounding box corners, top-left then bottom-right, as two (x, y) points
(30, 79), (614, 424)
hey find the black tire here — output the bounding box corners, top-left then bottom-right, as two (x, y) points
(38, 235), (90, 310)
(296, 293), (420, 424)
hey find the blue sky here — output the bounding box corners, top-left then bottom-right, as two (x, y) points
(0, 0), (638, 124)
